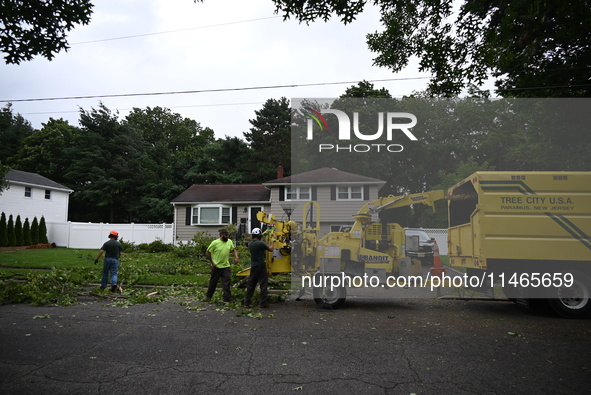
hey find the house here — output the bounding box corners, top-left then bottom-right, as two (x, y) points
(171, 167), (385, 241)
(263, 167), (386, 235)
(0, 169), (73, 223)
(171, 184), (271, 241)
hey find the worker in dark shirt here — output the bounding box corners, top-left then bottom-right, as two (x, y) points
(94, 230), (123, 293)
(244, 228), (274, 308)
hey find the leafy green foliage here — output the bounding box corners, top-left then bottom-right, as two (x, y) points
(9, 118), (80, 185)
(0, 247), (286, 315)
(243, 97), (292, 181)
(0, 0), (93, 64)
(0, 104), (35, 164)
(186, 136), (253, 184)
(0, 268), (93, 306)
(274, 0), (591, 97)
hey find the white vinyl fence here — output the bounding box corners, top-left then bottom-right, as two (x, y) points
(408, 228), (448, 255)
(46, 222), (448, 254)
(47, 222), (173, 249)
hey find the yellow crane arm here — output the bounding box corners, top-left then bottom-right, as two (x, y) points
(356, 190), (446, 217)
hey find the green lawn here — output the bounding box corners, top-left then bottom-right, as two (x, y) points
(0, 247), (235, 286)
(0, 247), (450, 307)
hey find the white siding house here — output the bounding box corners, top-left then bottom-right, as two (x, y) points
(1, 169), (73, 223)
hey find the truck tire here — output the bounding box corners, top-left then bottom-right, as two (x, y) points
(548, 270), (591, 318)
(312, 274), (347, 309)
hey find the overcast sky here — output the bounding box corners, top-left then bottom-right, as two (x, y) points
(0, 0), (434, 140)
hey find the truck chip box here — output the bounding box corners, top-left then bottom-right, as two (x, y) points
(447, 171), (591, 318)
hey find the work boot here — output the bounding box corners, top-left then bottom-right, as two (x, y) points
(110, 285), (118, 293)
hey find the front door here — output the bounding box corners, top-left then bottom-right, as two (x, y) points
(249, 206), (262, 232)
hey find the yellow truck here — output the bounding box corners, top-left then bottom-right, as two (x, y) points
(447, 171), (591, 318)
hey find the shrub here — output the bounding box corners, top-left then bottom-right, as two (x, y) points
(119, 239), (136, 252)
(31, 217), (39, 245)
(192, 231), (215, 256)
(39, 216), (48, 244)
(23, 218), (31, 245)
(7, 215), (15, 246)
(15, 215), (23, 246)
(0, 212), (7, 247)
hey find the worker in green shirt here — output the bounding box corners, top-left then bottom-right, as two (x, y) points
(205, 228), (239, 302)
(244, 227), (274, 308)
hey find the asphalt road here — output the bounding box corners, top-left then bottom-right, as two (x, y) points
(1, 293), (590, 394)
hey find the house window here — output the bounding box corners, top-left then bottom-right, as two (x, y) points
(192, 205), (231, 225)
(45, 190), (51, 200)
(24, 187), (31, 197)
(337, 186), (363, 200)
(285, 186), (311, 201)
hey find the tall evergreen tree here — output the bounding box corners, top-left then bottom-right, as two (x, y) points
(64, 103), (144, 222)
(10, 118), (80, 185)
(0, 104), (35, 165)
(38, 216), (48, 244)
(243, 97), (291, 182)
(0, 212), (7, 247)
(15, 215), (23, 246)
(23, 217), (31, 246)
(7, 214), (15, 246)
(31, 217), (39, 245)
(124, 106), (215, 222)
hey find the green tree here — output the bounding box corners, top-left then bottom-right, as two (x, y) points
(65, 103), (144, 223)
(124, 106), (215, 222)
(39, 216), (48, 244)
(10, 118), (80, 185)
(0, 104), (35, 165)
(23, 217), (31, 246)
(0, 161), (9, 193)
(186, 136), (252, 184)
(15, 215), (23, 246)
(31, 217), (39, 245)
(0, 0), (93, 64)
(0, 212), (7, 247)
(7, 214), (15, 246)
(272, 0), (591, 97)
(243, 97), (291, 182)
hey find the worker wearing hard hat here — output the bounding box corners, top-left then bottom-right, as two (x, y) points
(94, 230), (124, 293)
(244, 227), (274, 308)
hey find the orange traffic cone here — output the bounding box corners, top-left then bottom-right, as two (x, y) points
(429, 240), (446, 278)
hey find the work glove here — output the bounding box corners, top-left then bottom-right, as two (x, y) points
(94, 259), (98, 265)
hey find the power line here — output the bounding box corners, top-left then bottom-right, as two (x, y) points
(0, 77), (433, 103)
(19, 101), (266, 116)
(70, 16), (283, 45)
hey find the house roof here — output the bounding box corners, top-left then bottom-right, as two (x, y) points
(171, 184), (270, 204)
(263, 167), (385, 186)
(5, 169), (73, 192)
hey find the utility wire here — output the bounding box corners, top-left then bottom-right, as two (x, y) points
(20, 101), (265, 116)
(0, 77), (433, 103)
(70, 16), (283, 45)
